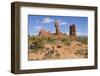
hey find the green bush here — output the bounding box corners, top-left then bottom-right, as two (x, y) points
(61, 37), (71, 46)
(47, 37), (56, 44)
(30, 37), (45, 51)
(77, 36), (88, 44)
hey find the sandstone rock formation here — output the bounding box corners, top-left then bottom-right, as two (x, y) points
(39, 20), (77, 39)
(70, 24), (77, 40)
(39, 20), (64, 36)
(39, 28), (51, 37)
(55, 20), (60, 35)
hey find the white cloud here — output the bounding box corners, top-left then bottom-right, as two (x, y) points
(77, 32), (87, 36)
(60, 22), (67, 25)
(42, 17), (54, 24)
(34, 26), (42, 29)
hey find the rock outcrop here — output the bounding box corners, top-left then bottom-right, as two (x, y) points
(39, 28), (51, 37)
(69, 24), (77, 40)
(39, 20), (77, 39)
(55, 20), (60, 35)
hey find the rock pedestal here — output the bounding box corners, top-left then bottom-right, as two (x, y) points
(55, 20), (60, 35)
(69, 24), (77, 40)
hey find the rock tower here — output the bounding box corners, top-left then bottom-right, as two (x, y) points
(55, 20), (60, 35)
(70, 24), (76, 40)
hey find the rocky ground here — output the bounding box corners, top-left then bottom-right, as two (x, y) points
(28, 41), (88, 60)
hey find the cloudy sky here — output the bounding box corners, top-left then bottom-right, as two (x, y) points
(28, 15), (88, 36)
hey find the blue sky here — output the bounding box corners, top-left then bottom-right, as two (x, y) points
(28, 15), (88, 36)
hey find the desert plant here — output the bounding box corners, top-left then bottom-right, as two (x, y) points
(61, 38), (71, 46)
(77, 36), (88, 44)
(55, 53), (60, 58)
(29, 37), (45, 52)
(47, 37), (56, 44)
(60, 36), (71, 46)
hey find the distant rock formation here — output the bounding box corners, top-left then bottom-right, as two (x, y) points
(69, 24), (77, 40)
(39, 28), (51, 37)
(39, 20), (64, 37)
(38, 20), (77, 40)
(55, 20), (60, 35)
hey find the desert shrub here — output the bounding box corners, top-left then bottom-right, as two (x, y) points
(40, 36), (48, 44)
(61, 36), (69, 42)
(55, 53), (60, 58)
(61, 36), (71, 46)
(61, 37), (71, 46)
(47, 37), (56, 44)
(43, 48), (53, 59)
(61, 38), (67, 42)
(77, 36), (88, 44)
(30, 37), (45, 52)
(29, 35), (38, 41)
(66, 40), (71, 46)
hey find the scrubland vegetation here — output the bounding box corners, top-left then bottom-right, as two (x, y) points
(28, 35), (88, 60)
